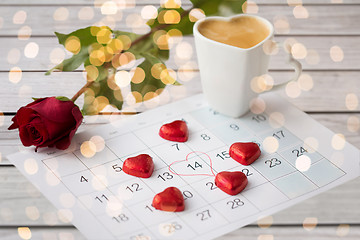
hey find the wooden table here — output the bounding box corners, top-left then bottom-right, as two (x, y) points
(0, 0), (359, 239)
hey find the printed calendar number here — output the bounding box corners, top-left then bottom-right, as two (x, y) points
(172, 143), (180, 151)
(157, 172), (174, 181)
(272, 130), (285, 139)
(80, 175), (88, 182)
(265, 158), (282, 168)
(252, 114), (266, 123)
(229, 124), (240, 131)
(201, 134), (211, 141)
(187, 161), (203, 171)
(196, 209), (211, 221)
(162, 222), (182, 234)
(112, 164), (122, 172)
(130, 233), (151, 240)
(216, 151), (230, 160)
(292, 147), (308, 157)
(112, 213), (129, 223)
(206, 182), (218, 190)
(227, 198), (245, 209)
(95, 194), (109, 203)
(126, 183), (143, 193)
(183, 190), (193, 200)
(145, 204), (155, 212)
(241, 168), (253, 177)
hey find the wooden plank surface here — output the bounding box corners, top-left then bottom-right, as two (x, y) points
(1, 70), (360, 113)
(1, 35), (358, 72)
(0, 5), (360, 36)
(1, 225), (360, 240)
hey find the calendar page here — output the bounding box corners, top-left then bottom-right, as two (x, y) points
(7, 93), (360, 240)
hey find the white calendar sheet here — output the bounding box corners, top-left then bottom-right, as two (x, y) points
(7, 93), (360, 240)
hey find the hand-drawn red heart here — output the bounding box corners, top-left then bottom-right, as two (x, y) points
(229, 142), (261, 165)
(123, 154), (154, 178)
(168, 151), (215, 177)
(152, 187), (185, 212)
(159, 120), (189, 142)
(215, 171), (248, 195)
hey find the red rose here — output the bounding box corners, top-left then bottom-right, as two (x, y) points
(8, 97), (83, 151)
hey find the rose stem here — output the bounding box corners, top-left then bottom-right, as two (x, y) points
(70, 8), (193, 103)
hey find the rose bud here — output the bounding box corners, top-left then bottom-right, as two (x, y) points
(8, 97), (83, 151)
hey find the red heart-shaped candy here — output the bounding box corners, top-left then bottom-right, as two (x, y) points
(152, 187), (185, 212)
(123, 154), (154, 178)
(215, 171), (248, 195)
(159, 120), (188, 142)
(229, 142), (261, 165)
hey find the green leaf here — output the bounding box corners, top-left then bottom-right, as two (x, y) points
(82, 67), (124, 115)
(55, 96), (71, 102)
(130, 53), (166, 99)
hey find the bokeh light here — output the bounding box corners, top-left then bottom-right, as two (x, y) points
(46, 171), (61, 186)
(158, 10), (181, 24)
(60, 193), (76, 208)
(287, 0), (302, 6)
(101, 1), (118, 15)
(285, 81), (301, 98)
(296, 155), (311, 172)
(262, 136), (279, 153)
(257, 235), (274, 240)
(298, 73), (313, 91)
(80, 141), (97, 158)
(251, 74), (274, 93)
(263, 40), (279, 56)
(43, 211), (58, 226)
(25, 206), (40, 221)
(293, 6), (309, 19)
(161, 0), (181, 9)
(246, 1), (259, 14)
(53, 7), (69, 21)
(269, 112), (285, 128)
(291, 43), (307, 59)
(13, 10), (27, 24)
(9, 66), (22, 84)
(347, 116), (359, 132)
(305, 49), (320, 65)
(141, 5), (158, 20)
(250, 97), (266, 114)
(49, 47), (65, 65)
(24, 158), (38, 175)
(115, 70), (131, 87)
(78, 7), (94, 20)
(130, 67), (146, 84)
(189, 8), (205, 22)
(18, 85), (32, 98)
(24, 42), (39, 58)
(273, 16), (290, 34)
(303, 217), (318, 231)
(176, 42), (193, 60)
(18, 26), (32, 40)
(331, 133), (346, 150)
(18, 227), (31, 240)
(330, 45), (344, 62)
(7, 48), (21, 64)
(336, 224), (350, 237)
(257, 215), (273, 228)
(65, 36), (81, 54)
(58, 209), (73, 223)
(304, 137), (318, 152)
(345, 93), (358, 110)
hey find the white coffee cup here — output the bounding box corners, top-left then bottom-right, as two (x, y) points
(193, 14), (302, 118)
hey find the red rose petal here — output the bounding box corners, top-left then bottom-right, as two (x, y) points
(229, 142), (261, 165)
(215, 171), (248, 195)
(123, 154), (154, 178)
(159, 120), (188, 142)
(152, 187), (185, 212)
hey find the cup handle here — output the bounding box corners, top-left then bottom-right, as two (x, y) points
(271, 43), (302, 90)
